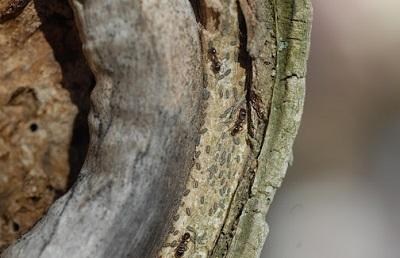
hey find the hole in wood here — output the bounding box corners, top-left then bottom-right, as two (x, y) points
(0, 0), (94, 251)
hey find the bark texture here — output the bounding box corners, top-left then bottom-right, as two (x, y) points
(3, 0), (203, 257)
(0, 0), (93, 250)
(160, 1), (312, 257)
(2, 0), (312, 257)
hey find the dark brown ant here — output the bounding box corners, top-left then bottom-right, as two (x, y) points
(175, 232), (191, 257)
(231, 108), (247, 136)
(249, 90), (265, 118)
(209, 47), (217, 55)
(208, 47), (221, 73)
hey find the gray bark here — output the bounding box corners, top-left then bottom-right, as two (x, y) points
(2, 0), (312, 257)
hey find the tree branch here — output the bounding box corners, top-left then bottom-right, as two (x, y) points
(2, 0), (312, 257)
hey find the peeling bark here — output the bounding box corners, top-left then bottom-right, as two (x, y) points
(2, 0), (312, 257)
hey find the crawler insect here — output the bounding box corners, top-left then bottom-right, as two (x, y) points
(208, 47), (222, 73)
(175, 232), (191, 257)
(231, 108), (247, 136)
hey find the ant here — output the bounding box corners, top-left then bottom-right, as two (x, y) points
(175, 232), (191, 257)
(231, 108), (247, 136)
(208, 47), (221, 73)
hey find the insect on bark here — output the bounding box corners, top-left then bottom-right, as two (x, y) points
(175, 232), (191, 257)
(231, 108), (247, 136)
(208, 47), (222, 73)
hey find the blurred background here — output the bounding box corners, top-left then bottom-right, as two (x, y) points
(262, 0), (400, 257)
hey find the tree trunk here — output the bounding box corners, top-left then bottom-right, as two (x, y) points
(2, 0), (312, 257)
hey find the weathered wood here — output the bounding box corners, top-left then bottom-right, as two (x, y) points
(0, 0), (94, 251)
(2, 0), (312, 257)
(3, 0), (203, 257)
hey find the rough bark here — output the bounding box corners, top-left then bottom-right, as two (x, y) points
(0, 0), (93, 250)
(2, 0), (312, 258)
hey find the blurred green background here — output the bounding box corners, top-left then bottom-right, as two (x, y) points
(262, 1), (400, 257)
